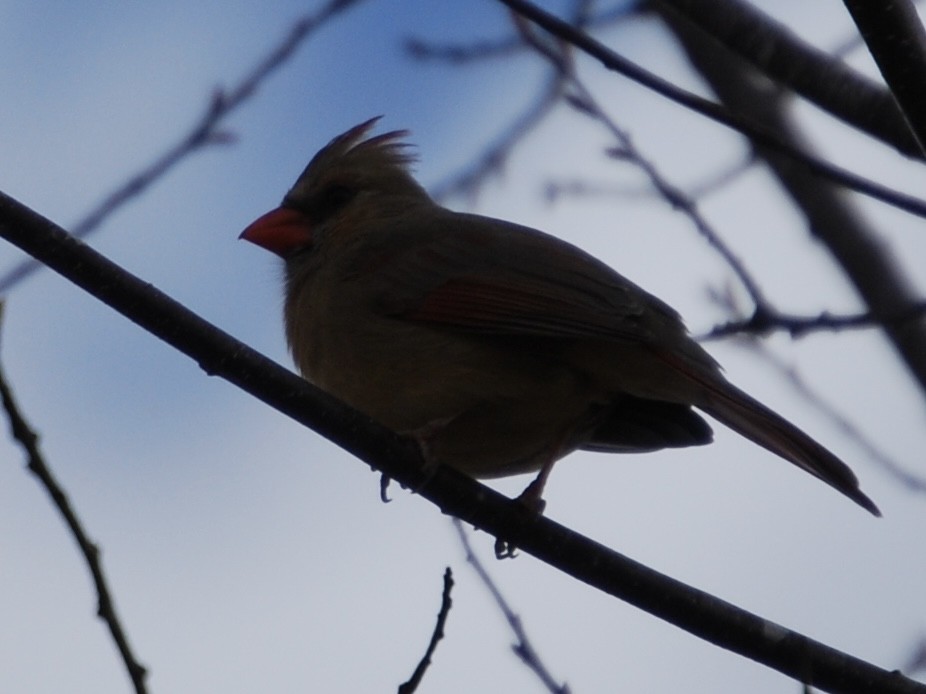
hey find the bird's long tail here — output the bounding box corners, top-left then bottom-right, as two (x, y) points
(694, 377), (880, 516)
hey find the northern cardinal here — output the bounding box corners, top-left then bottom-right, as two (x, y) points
(241, 117), (879, 517)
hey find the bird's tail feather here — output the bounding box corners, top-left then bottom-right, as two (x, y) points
(696, 379), (880, 516)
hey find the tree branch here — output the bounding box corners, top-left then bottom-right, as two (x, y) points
(656, 8), (926, 402)
(0, 0), (365, 294)
(842, 0), (926, 153)
(0, 305), (148, 693)
(703, 304), (926, 341)
(511, 15), (771, 313)
(494, 0), (926, 221)
(0, 192), (922, 693)
(454, 520), (569, 694)
(427, 72), (564, 202)
(651, 0), (923, 158)
(398, 567), (454, 694)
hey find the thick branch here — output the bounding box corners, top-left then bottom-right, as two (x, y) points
(843, 0), (926, 153)
(0, 194), (922, 693)
(651, 0), (923, 158)
(494, 0), (926, 221)
(656, 9), (926, 403)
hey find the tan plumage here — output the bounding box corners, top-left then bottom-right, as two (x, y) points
(241, 117), (879, 515)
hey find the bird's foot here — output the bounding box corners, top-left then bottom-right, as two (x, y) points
(493, 477), (550, 559)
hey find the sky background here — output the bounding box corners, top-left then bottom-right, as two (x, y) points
(2, 1), (926, 692)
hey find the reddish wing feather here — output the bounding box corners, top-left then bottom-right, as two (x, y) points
(372, 211), (679, 344)
(408, 275), (635, 339)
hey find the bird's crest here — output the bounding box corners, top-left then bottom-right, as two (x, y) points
(286, 117), (423, 204)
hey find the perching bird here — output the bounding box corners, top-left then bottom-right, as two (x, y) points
(240, 117), (879, 516)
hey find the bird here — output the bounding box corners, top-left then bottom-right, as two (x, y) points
(240, 117), (879, 517)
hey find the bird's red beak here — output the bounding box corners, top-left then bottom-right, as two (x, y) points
(239, 207), (313, 258)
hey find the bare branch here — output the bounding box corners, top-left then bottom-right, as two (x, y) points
(742, 338), (926, 495)
(405, 4), (631, 65)
(1, 192), (923, 693)
(454, 520), (569, 694)
(543, 154), (756, 204)
(495, 0), (926, 221)
(650, 0), (923, 158)
(512, 15), (771, 312)
(705, 286), (926, 494)
(0, 304), (148, 694)
(0, 0), (365, 294)
(658, 8), (926, 402)
(406, 34), (524, 63)
(398, 567), (454, 694)
(842, 0), (926, 153)
(413, 1), (609, 203)
(428, 72), (565, 202)
(702, 304), (926, 341)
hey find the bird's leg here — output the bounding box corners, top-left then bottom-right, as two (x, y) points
(494, 457), (559, 559)
(515, 461), (556, 514)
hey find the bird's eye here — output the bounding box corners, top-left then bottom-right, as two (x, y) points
(320, 183), (356, 216)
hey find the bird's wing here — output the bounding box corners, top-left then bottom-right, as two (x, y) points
(361, 209), (687, 345)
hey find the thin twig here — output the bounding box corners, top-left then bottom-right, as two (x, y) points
(650, 0), (923, 158)
(495, 0), (926, 221)
(543, 154), (756, 204)
(405, 3), (631, 65)
(0, 0), (365, 294)
(659, 5), (926, 401)
(0, 303), (148, 693)
(702, 303), (926, 340)
(453, 520), (570, 694)
(705, 285), (926, 494)
(428, 71), (565, 202)
(398, 567), (455, 694)
(686, 154), (758, 199)
(745, 339), (926, 494)
(418, 0), (600, 202)
(513, 15), (770, 310)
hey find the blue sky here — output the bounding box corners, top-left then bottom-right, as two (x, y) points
(2, 1), (926, 692)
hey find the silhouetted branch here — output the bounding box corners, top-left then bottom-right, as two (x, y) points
(543, 154), (756, 204)
(398, 567), (455, 694)
(658, 7), (926, 402)
(0, 0), (365, 294)
(406, 33), (525, 63)
(703, 304), (926, 341)
(743, 338), (926, 495)
(416, 1), (611, 202)
(495, 0), (926, 221)
(1, 192), (923, 693)
(0, 305), (148, 693)
(454, 519), (569, 694)
(843, 0), (926, 153)
(650, 0), (923, 158)
(705, 286), (926, 494)
(405, 3), (630, 65)
(511, 15), (771, 311)
(427, 72), (565, 202)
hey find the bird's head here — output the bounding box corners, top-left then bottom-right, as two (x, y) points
(240, 117), (427, 260)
